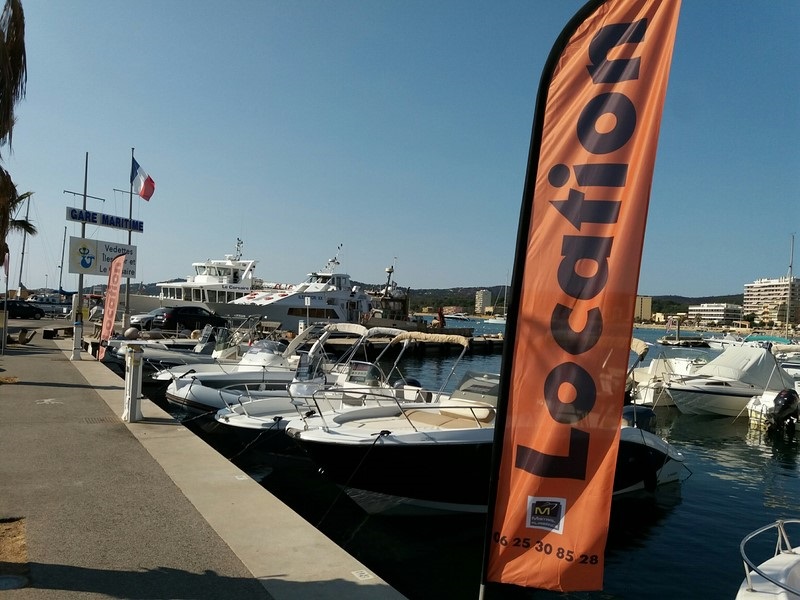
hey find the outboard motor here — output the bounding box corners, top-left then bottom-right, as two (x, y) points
(766, 388), (800, 438)
(621, 405), (657, 433)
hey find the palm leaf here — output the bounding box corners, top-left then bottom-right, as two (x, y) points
(0, 0), (26, 151)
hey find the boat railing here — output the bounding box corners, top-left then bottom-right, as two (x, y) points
(398, 399), (496, 431)
(291, 383), (404, 428)
(217, 381), (303, 417)
(300, 385), (495, 432)
(740, 518), (800, 595)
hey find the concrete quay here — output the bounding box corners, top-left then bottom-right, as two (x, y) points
(0, 331), (406, 599)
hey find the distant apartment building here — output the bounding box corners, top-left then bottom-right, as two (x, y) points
(634, 296), (652, 321)
(743, 276), (800, 326)
(475, 289), (491, 315)
(687, 303), (742, 325)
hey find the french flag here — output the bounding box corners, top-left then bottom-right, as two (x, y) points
(130, 157), (156, 201)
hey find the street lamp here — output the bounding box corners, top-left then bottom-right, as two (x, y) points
(45, 273), (48, 292)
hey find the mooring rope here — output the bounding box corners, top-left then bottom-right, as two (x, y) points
(316, 429), (391, 528)
(226, 416), (285, 460)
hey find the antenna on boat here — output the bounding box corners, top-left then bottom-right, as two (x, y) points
(325, 244), (343, 271)
(382, 257), (397, 297)
(235, 238), (243, 261)
(787, 233), (795, 338)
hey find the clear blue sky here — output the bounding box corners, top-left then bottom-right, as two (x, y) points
(4, 1), (799, 297)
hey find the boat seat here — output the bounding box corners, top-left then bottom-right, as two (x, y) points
(332, 405), (404, 424)
(394, 385), (432, 403)
(437, 398), (496, 423)
(404, 398), (496, 428)
(404, 409), (482, 429)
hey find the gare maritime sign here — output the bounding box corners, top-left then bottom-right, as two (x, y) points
(65, 205), (142, 277)
(66, 206), (144, 233)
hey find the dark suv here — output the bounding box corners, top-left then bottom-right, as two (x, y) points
(5, 299), (45, 319)
(150, 306), (227, 331)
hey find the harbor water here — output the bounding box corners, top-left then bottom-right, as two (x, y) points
(152, 324), (800, 599)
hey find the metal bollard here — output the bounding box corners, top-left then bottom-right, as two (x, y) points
(122, 344), (144, 422)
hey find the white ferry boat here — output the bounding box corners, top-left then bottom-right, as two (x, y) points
(127, 239), (267, 314)
(228, 251), (398, 332)
(128, 243), (407, 333)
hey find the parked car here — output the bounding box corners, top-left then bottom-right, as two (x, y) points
(150, 306), (227, 331)
(4, 299), (45, 320)
(129, 307), (169, 330)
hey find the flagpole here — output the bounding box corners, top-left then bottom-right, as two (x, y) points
(123, 147), (133, 329)
(58, 226), (66, 296)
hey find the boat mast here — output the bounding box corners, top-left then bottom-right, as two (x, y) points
(16, 194), (31, 297)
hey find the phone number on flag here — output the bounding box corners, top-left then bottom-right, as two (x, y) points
(491, 532), (599, 564)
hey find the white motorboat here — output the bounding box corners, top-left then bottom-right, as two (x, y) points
(204, 328), (425, 454)
(483, 315), (506, 325)
(285, 338), (686, 515)
(656, 332), (709, 347)
(101, 317), (263, 378)
(705, 332), (794, 351)
(444, 313), (472, 321)
(737, 519), (800, 599)
(704, 332), (747, 351)
(665, 346), (798, 417)
(629, 348), (709, 407)
(152, 320), (329, 384)
(161, 323), (408, 414)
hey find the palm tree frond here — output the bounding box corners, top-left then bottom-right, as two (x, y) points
(0, 0), (26, 151)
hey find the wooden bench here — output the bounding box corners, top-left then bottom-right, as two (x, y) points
(5, 329), (37, 345)
(42, 326), (75, 340)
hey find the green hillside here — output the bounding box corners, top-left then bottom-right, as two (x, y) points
(103, 280), (744, 317)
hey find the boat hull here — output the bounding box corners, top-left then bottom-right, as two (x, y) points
(632, 381), (676, 407)
(164, 375), (296, 413)
(667, 385), (760, 417)
(289, 426), (684, 515)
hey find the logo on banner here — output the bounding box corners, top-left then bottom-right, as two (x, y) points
(527, 497), (566, 533)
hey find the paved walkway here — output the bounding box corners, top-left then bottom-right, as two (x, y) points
(0, 332), (405, 599)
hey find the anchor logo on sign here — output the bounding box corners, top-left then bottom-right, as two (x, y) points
(79, 246), (95, 269)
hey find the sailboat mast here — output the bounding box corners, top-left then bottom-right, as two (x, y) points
(16, 194), (31, 297)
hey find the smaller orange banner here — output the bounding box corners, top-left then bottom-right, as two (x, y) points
(97, 253), (126, 361)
